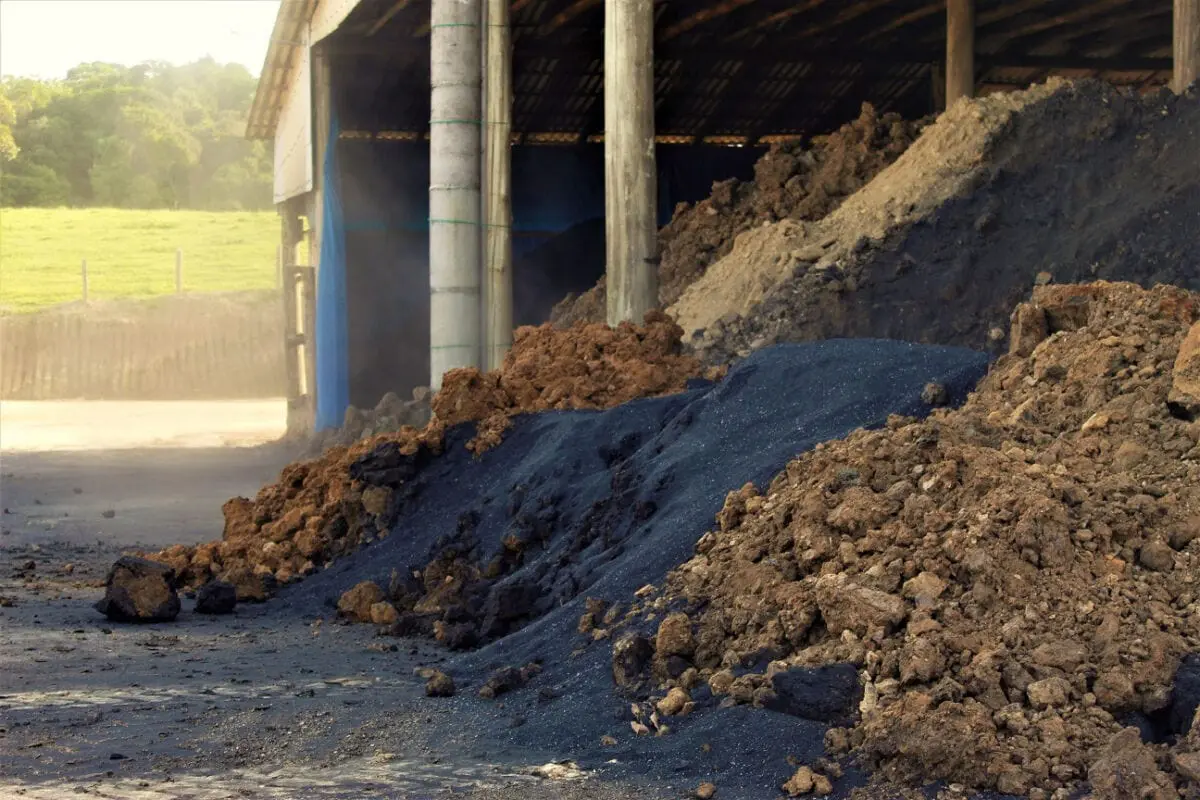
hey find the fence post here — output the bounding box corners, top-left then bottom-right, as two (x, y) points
(81, 259), (89, 302)
(276, 244), (284, 289)
(175, 248), (184, 294)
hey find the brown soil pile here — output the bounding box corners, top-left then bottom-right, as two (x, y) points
(435, 310), (723, 454)
(549, 105), (925, 327)
(148, 313), (715, 593)
(614, 283), (1200, 797)
(674, 79), (1200, 363)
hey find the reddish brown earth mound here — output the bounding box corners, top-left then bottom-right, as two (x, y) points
(436, 310), (723, 453)
(149, 313), (714, 592)
(550, 105), (925, 327)
(614, 283), (1200, 797)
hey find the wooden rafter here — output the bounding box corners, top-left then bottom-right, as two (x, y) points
(367, 0), (414, 36)
(726, 0), (831, 41)
(763, 0), (905, 44)
(1016, 6), (1168, 55)
(861, 1), (944, 44)
(661, 0), (758, 40)
(538, 0), (601, 35)
(980, 0), (1138, 52)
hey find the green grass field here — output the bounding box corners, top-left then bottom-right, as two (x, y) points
(0, 208), (279, 313)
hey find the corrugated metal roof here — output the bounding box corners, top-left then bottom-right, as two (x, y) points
(249, 0), (1176, 143)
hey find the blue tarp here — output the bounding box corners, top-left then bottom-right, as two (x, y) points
(314, 112), (351, 431)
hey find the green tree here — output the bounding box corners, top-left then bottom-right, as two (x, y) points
(0, 91), (18, 161)
(0, 59), (272, 209)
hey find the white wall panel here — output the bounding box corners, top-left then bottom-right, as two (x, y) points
(273, 27), (313, 204)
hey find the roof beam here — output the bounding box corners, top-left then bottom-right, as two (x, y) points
(367, 0), (414, 36)
(980, 0), (1138, 52)
(861, 1), (944, 44)
(661, 0), (758, 41)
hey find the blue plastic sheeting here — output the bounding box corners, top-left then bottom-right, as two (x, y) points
(314, 112), (351, 432)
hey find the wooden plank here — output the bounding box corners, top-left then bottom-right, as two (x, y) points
(1178, 0), (1200, 91)
(947, 0), (976, 104)
(605, 0), (658, 325)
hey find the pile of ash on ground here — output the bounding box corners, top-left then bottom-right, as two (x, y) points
(302, 388), (434, 456)
(599, 283), (1199, 798)
(550, 104), (925, 327)
(279, 335), (988, 798)
(672, 79), (1200, 364)
(148, 313), (714, 594)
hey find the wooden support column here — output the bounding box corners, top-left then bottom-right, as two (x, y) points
(306, 48), (331, 421)
(483, 0), (513, 371)
(604, 0), (658, 326)
(429, 0), (483, 389)
(1177, 0), (1200, 93)
(946, 0), (975, 106)
(280, 204), (306, 434)
(311, 49), (332, 277)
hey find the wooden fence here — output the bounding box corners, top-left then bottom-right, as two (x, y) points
(0, 291), (286, 400)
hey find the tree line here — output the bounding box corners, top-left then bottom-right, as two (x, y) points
(0, 59), (272, 210)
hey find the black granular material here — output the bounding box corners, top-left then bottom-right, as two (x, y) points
(287, 339), (991, 798)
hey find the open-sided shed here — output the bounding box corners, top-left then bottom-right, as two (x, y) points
(246, 0), (1198, 433)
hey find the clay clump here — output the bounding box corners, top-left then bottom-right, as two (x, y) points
(94, 556), (181, 623)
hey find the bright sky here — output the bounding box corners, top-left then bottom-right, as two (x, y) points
(0, 0), (281, 79)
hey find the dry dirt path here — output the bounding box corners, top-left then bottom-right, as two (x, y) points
(0, 402), (660, 800)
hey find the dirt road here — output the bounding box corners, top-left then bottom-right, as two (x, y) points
(0, 402), (662, 800)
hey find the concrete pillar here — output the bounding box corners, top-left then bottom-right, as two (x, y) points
(430, 0), (483, 389)
(483, 0), (513, 370)
(604, 0), (658, 326)
(1177, 0), (1200, 93)
(946, 0), (975, 106)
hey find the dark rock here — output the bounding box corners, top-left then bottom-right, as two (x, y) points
(380, 612), (436, 638)
(612, 634), (655, 687)
(479, 662), (542, 699)
(763, 664), (863, 726)
(194, 581), (237, 615)
(425, 670), (456, 697)
(94, 556), (180, 623)
(479, 580), (540, 638)
(1169, 653), (1200, 737)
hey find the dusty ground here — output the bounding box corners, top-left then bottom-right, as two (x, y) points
(0, 402), (666, 799)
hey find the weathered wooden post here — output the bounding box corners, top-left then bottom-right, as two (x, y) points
(483, 0), (513, 371)
(81, 259), (89, 302)
(604, 0), (658, 326)
(946, 0), (975, 106)
(175, 248), (184, 294)
(430, 0), (483, 388)
(1177, 0), (1200, 93)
